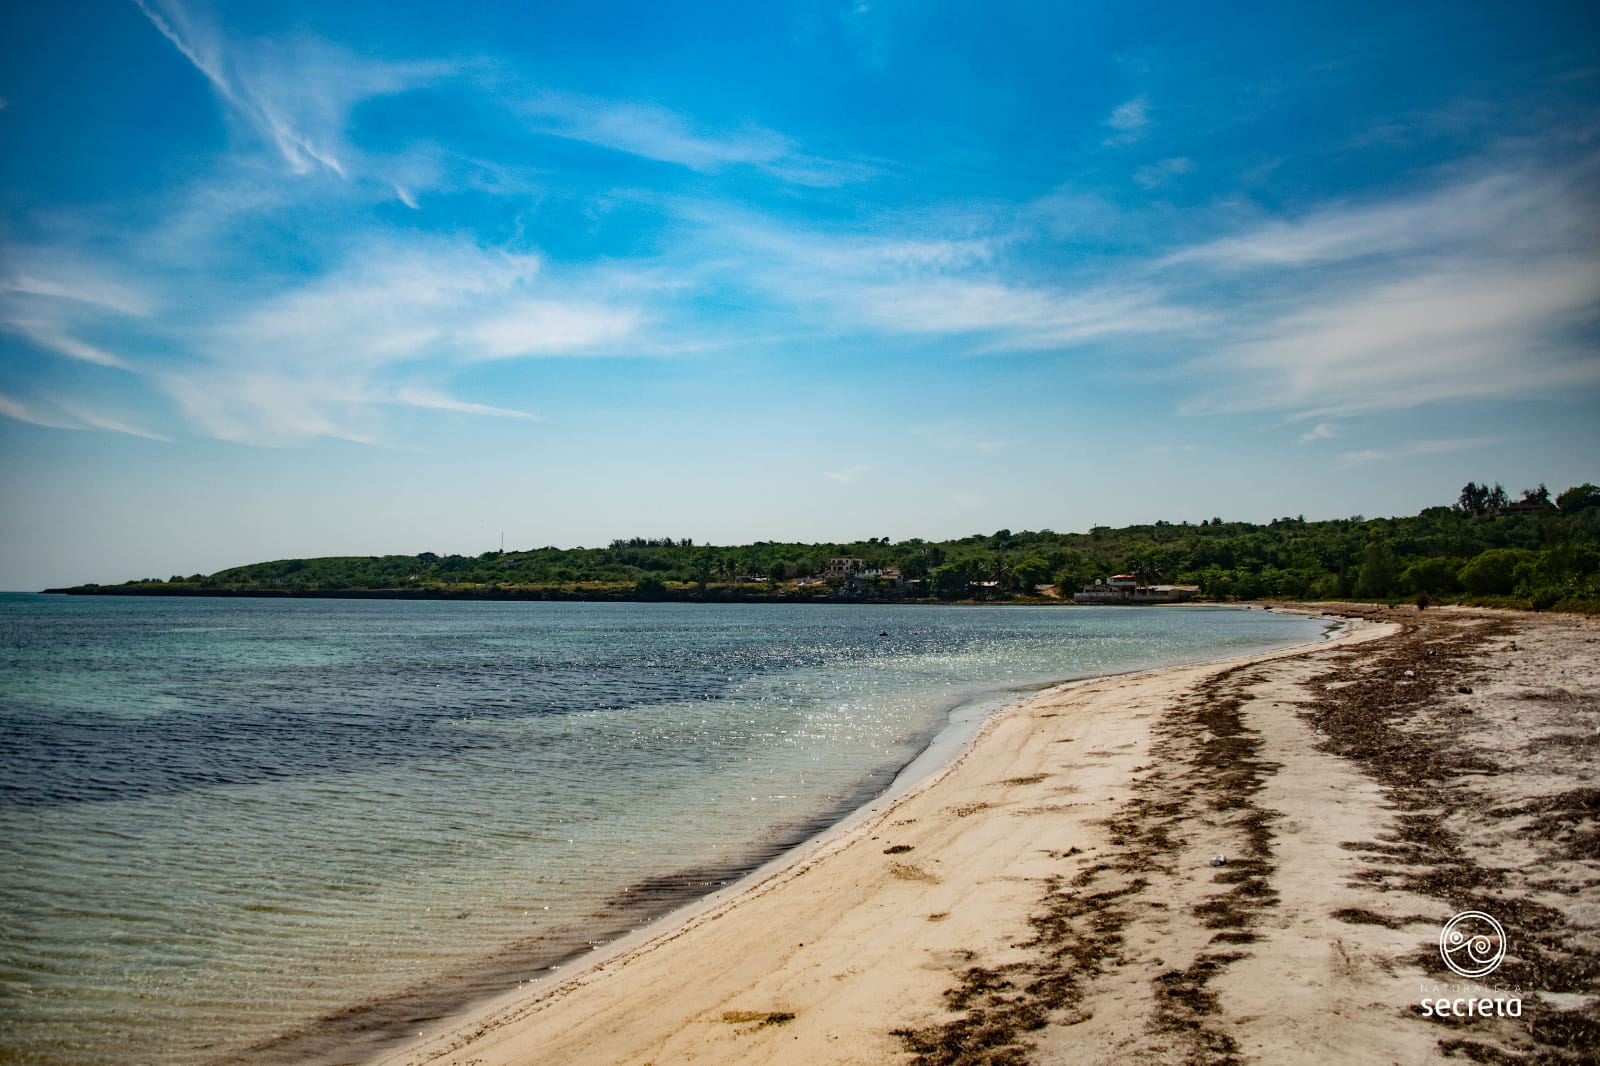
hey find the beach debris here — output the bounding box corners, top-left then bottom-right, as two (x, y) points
(722, 1010), (796, 1028)
(883, 844), (914, 854)
(1403, 669), (1416, 678)
(1210, 854), (1227, 867)
(889, 862), (940, 883)
(1458, 686), (1474, 694)
(879, 630), (888, 637)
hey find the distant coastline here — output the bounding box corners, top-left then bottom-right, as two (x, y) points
(39, 583), (1064, 605)
(38, 484), (1600, 611)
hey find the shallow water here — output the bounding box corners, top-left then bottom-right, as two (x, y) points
(0, 595), (1329, 1064)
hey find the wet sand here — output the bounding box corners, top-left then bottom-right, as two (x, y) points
(368, 606), (1600, 1066)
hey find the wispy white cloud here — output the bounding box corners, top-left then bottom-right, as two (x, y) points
(2, 274), (153, 317)
(1134, 156), (1192, 189)
(1338, 98), (1509, 153)
(1298, 422), (1337, 443)
(162, 370), (377, 445)
(0, 392), (74, 430)
(679, 201), (1203, 352)
(1108, 96), (1149, 132)
(0, 390), (167, 440)
(857, 277), (1204, 348)
(467, 300), (640, 359)
(58, 403), (172, 442)
(133, 1), (868, 197)
(151, 238), (645, 444)
(869, 238), (995, 270)
(389, 389), (539, 420)
(0, 256), (155, 369)
(1198, 260), (1599, 418)
(1337, 437), (1498, 466)
(2, 320), (128, 368)
(0, 231), (646, 446)
(505, 84), (876, 185)
(1171, 156), (1600, 420)
(689, 150), (1595, 409)
(1185, 256), (1600, 419)
(521, 92), (787, 171)
(824, 464), (870, 482)
(512, 89), (871, 186)
(693, 207), (995, 275)
(1025, 189), (1125, 241)
(132, 0), (448, 178)
(1161, 167), (1589, 271)
(1104, 95), (1149, 146)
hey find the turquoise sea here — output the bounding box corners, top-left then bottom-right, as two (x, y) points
(0, 594), (1332, 1064)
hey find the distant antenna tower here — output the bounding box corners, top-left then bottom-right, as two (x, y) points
(500, 531), (504, 553)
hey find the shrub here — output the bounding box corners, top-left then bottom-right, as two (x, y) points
(1399, 557), (1461, 595)
(1460, 549), (1524, 595)
(1355, 540), (1399, 598)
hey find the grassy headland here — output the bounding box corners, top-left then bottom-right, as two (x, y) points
(49, 481), (1600, 611)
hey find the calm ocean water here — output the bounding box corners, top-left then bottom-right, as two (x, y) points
(0, 594), (1331, 1064)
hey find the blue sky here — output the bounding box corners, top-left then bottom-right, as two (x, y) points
(1, 0), (1597, 588)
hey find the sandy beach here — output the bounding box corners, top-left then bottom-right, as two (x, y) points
(369, 606), (1600, 1066)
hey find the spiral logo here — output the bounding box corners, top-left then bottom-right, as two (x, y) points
(1439, 911), (1506, 978)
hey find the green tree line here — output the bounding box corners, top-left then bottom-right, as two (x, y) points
(98, 480), (1600, 611)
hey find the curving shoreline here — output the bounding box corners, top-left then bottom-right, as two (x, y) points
(367, 607), (1570, 1066)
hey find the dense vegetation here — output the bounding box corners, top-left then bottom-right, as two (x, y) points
(79, 481), (1600, 611)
